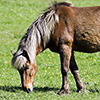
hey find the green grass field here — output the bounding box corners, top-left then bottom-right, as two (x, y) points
(0, 0), (100, 99)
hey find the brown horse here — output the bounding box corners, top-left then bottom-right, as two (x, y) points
(11, 2), (100, 94)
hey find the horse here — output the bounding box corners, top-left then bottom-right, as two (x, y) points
(11, 2), (100, 94)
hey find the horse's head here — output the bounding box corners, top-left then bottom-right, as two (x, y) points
(11, 50), (37, 93)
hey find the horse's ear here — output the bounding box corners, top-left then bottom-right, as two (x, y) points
(11, 50), (15, 56)
(22, 50), (30, 63)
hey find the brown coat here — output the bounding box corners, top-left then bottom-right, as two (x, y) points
(48, 6), (100, 53)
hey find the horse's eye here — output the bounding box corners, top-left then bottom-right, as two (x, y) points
(24, 67), (29, 71)
(29, 74), (31, 77)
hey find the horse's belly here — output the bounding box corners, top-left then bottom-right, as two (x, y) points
(73, 32), (100, 53)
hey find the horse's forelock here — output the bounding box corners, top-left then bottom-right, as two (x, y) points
(12, 54), (27, 70)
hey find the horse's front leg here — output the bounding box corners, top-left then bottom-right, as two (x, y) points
(58, 44), (72, 95)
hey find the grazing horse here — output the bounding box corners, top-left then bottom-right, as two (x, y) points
(11, 2), (100, 94)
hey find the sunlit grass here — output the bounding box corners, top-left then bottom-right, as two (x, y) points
(0, 0), (100, 99)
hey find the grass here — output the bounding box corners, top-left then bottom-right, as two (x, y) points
(0, 0), (100, 99)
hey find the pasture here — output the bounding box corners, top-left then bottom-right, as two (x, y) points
(0, 0), (100, 99)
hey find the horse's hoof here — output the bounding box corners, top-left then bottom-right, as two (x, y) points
(57, 89), (69, 95)
(77, 88), (86, 93)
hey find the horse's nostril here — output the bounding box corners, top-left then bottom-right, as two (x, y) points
(27, 88), (32, 94)
(27, 88), (30, 92)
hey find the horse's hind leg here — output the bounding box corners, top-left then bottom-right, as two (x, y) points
(70, 51), (85, 92)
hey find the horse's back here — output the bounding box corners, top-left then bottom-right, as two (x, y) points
(72, 6), (100, 53)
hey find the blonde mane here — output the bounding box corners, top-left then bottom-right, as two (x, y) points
(12, 3), (60, 70)
(12, 2), (72, 70)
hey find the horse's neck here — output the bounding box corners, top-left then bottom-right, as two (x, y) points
(19, 8), (59, 60)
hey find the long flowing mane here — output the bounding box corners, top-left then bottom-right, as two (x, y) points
(12, 2), (72, 70)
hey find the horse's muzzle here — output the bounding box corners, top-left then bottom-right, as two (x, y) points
(23, 86), (33, 94)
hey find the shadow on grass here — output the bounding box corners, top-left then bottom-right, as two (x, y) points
(0, 86), (22, 92)
(1, 85), (99, 93)
(33, 87), (60, 92)
(0, 85), (60, 93)
(89, 89), (100, 93)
